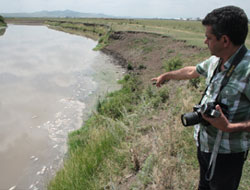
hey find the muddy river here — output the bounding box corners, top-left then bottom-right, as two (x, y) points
(0, 25), (123, 190)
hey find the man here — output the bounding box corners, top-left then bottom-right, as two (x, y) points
(152, 6), (250, 190)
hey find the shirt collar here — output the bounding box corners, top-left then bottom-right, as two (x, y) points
(222, 45), (244, 70)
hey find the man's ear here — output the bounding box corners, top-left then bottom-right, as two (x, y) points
(221, 35), (230, 47)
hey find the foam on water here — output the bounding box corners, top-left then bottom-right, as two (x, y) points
(26, 98), (86, 190)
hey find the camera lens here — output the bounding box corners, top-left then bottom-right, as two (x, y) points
(181, 112), (201, 126)
(181, 114), (189, 126)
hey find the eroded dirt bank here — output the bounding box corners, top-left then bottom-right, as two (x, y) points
(100, 31), (208, 189)
(102, 31), (205, 87)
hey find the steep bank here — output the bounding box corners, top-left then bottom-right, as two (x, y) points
(47, 22), (250, 190)
(100, 31), (207, 189)
(102, 31), (205, 86)
(47, 27), (208, 189)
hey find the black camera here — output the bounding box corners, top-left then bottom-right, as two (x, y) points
(181, 102), (221, 127)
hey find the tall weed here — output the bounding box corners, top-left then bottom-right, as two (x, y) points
(144, 85), (169, 108)
(97, 74), (141, 119)
(48, 114), (127, 190)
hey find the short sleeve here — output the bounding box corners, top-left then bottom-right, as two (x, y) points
(196, 56), (219, 78)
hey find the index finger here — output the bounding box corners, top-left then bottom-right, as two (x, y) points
(151, 77), (157, 81)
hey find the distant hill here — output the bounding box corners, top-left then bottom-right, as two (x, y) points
(0, 10), (115, 18)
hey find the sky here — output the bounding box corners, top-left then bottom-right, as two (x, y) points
(1, 0), (250, 19)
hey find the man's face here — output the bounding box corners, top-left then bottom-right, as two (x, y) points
(204, 25), (224, 57)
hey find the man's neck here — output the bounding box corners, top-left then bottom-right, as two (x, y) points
(220, 45), (241, 65)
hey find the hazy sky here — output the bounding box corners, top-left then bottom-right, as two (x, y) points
(1, 0), (250, 18)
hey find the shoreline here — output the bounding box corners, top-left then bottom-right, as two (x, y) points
(5, 19), (249, 190)
(0, 24), (124, 190)
(5, 18), (46, 25)
(46, 20), (206, 190)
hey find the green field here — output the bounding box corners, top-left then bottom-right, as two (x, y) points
(45, 18), (250, 48)
(7, 17), (250, 48)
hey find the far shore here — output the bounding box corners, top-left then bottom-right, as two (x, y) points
(5, 18), (46, 25)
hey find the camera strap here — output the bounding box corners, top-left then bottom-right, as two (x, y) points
(215, 45), (248, 101)
(203, 45), (248, 181)
(199, 45), (248, 104)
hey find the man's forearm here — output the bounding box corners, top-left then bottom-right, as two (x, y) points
(151, 66), (199, 87)
(203, 105), (250, 133)
(161, 66), (199, 80)
(229, 121), (250, 132)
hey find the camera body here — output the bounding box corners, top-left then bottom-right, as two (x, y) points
(181, 102), (222, 127)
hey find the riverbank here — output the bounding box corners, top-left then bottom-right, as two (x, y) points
(35, 19), (250, 189)
(46, 21), (206, 190)
(0, 16), (7, 27)
(5, 17), (46, 25)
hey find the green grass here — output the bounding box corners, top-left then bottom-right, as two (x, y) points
(240, 159), (250, 190)
(48, 75), (140, 190)
(163, 56), (183, 72)
(0, 15), (7, 27)
(6, 17), (250, 48)
(47, 71), (175, 190)
(0, 28), (6, 36)
(45, 18), (250, 49)
(45, 18), (250, 190)
(96, 74), (141, 119)
(48, 115), (126, 190)
(94, 29), (113, 50)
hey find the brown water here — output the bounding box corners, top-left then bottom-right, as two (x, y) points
(0, 25), (123, 190)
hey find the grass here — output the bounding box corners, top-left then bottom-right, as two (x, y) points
(163, 56), (183, 72)
(48, 74), (172, 190)
(48, 75), (137, 190)
(1, 16), (249, 189)
(0, 28), (6, 36)
(94, 29), (113, 50)
(44, 18), (250, 49)
(0, 15), (7, 27)
(48, 116), (125, 190)
(46, 20), (108, 41)
(47, 65), (203, 190)
(42, 18), (250, 190)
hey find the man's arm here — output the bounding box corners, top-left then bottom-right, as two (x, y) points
(151, 66), (200, 87)
(202, 105), (250, 132)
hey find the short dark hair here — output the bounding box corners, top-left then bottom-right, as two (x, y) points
(202, 6), (249, 46)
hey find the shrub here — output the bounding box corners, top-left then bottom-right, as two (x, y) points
(188, 77), (206, 90)
(127, 62), (134, 70)
(138, 64), (147, 70)
(163, 56), (183, 72)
